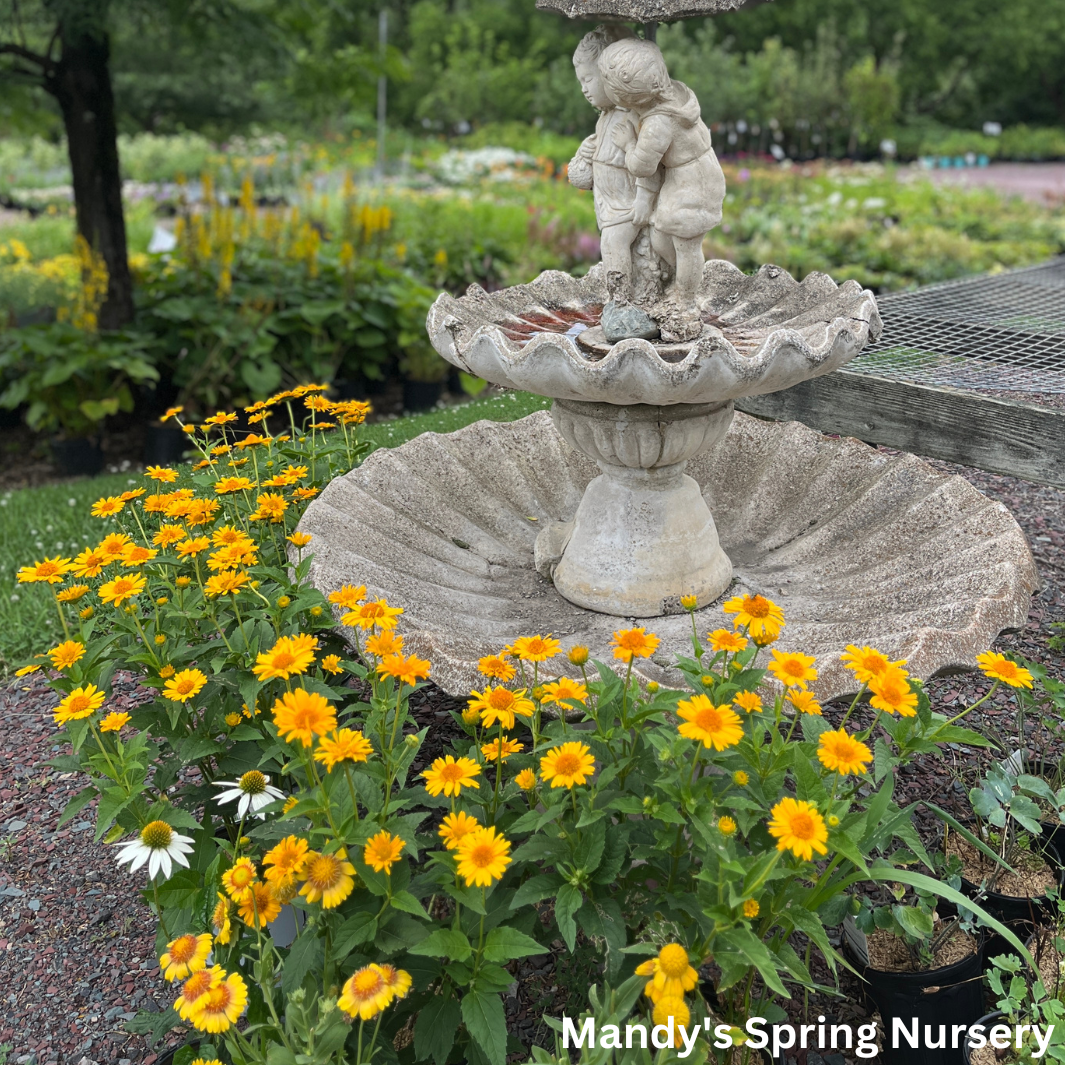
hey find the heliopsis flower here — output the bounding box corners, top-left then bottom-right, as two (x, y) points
(249, 492), (288, 523)
(481, 736), (524, 762)
(515, 768), (537, 791)
(468, 686), (535, 730)
(300, 848), (356, 907)
(153, 524), (188, 548)
(768, 798), (829, 861)
(478, 654), (515, 681)
(99, 573), (147, 607)
(455, 826), (512, 887)
(768, 650), (817, 689)
(314, 728), (373, 770)
(163, 668), (208, 703)
(159, 932), (212, 981)
(377, 963), (412, 1004)
(48, 640), (85, 670)
(840, 644), (903, 684)
(99, 711), (130, 732)
(511, 634), (562, 662)
(817, 728), (872, 776)
(120, 543), (157, 567)
(159, 664), (176, 678)
(364, 630), (404, 658)
(71, 547), (108, 578)
(222, 858), (258, 901)
(743, 899), (760, 918)
(115, 820), (194, 879)
(287, 531), (313, 548)
(439, 811), (481, 850)
(635, 943), (699, 1002)
(723, 594), (785, 642)
(327, 583), (366, 609)
(539, 742), (595, 789)
(868, 666), (918, 717)
(237, 881), (282, 927)
(320, 653), (343, 674)
(15, 664), (39, 676)
(787, 689), (823, 716)
(174, 967), (219, 1021)
(253, 633), (317, 681)
(214, 770), (284, 818)
(341, 598), (403, 631)
(56, 584), (90, 603)
(210, 895), (232, 946)
(264, 836), (309, 889)
(213, 476), (253, 495)
(733, 691), (763, 714)
(91, 496), (125, 518)
(676, 695), (744, 750)
(611, 627), (660, 663)
(146, 465), (178, 482)
(718, 816), (737, 835)
(709, 629), (748, 653)
(272, 688), (337, 746)
(205, 572), (250, 597)
(733, 770), (749, 786)
(378, 652), (431, 687)
(364, 831), (405, 873)
(54, 684), (106, 725)
(652, 996), (690, 1034)
(422, 755), (481, 797)
(176, 536), (210, 557)
(976, 651), (1034, 689)
(539, 677), (588, 705)
(338, 965), (392, 1021)
(187, 969), (247, 1033)
(98, 533), (132, 561)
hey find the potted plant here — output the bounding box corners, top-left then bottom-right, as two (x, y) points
(0, 322), (158, 475)
(848, 883), (986, 1065)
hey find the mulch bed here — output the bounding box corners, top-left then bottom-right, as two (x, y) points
(0, 451), (1061, 1064)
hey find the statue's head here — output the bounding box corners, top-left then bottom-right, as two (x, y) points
(573, 24), (636, 111)
(598, 38), (671, 109)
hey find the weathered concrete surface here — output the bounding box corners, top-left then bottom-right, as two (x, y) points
(299, 410), (1040, 701)
(427, 261), (882, 406)
(537, 0), (755, 21)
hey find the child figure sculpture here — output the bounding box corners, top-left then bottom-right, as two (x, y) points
(567, 24), (660, 321)
(599, 36), (726, 343)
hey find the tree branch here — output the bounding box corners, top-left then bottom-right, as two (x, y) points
(0, 43), (54, 74)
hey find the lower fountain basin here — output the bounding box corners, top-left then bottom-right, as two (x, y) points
(298, 410), (1038, 700)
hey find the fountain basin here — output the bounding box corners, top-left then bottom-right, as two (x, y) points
(298, 410), (1038, 700)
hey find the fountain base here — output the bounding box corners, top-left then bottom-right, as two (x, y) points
(540, 398), (735, 616)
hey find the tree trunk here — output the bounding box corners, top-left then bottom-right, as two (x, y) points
(47, 31), (133, 330)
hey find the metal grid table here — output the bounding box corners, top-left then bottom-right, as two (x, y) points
(736, 258), (1065, 486)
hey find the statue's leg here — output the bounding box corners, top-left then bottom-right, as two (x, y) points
(672, 235), (705, 305)
(599, 221), (638, 297)
(650, 226), (676, 268)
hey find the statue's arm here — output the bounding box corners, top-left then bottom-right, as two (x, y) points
(568, 134), (596, 190)
(624, 116), (670, 179)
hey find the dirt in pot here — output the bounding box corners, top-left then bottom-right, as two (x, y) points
(1029, 927), (1065, 994)
(867, 922), (978, 973)
(946, 834), (1058, 898)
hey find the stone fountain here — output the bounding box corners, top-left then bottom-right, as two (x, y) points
(298, 0), (1038, 698)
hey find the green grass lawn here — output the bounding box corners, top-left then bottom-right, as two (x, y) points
(0, 390), (551, 673)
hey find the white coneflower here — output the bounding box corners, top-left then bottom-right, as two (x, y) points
(214, 770), (284, 819)
(115, 820), (194, 879)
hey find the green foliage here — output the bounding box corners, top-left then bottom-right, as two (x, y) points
(987, 952), (1065, 1064)
(0, 323), (158, 435)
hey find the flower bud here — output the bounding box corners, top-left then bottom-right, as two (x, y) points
(404, 733), (420, 749)
(154, 634), (166, 645)
(567, 645), (589, 666)
(646, 681), (659, 694)
(277, 595), (291, 608)
(680, 594), (698, 611)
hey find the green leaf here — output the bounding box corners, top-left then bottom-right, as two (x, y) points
(461, 990), (507, 1065)
(483, 927), (548, 963)
(409, 929), (473, 963)
(414, 992), (461, 1065)
(555, 884), (582, 951)
(282, 929), (323, 995)
(509, 873), (564, 910)
(893, 905), (934, 939)
(716, 926), (790, 997)
(332, 912), (378, 961)
(94, 786), (140, 841)
(391, 889), (430, 919)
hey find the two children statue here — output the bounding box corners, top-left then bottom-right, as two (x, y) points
(568, 26), (725, 344)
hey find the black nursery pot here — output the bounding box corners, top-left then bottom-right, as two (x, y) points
(143, 424), (188, 465)
(52, 437), (104, 476)
(960, 839), (1065, 930)
(402, 378), (442, 411)
(961, 1012), (1005, 1065)
(853, 938), (986, 1065)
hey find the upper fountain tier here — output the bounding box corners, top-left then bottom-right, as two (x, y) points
(537, 0), (754, 22)
(427, 260), (882, 407)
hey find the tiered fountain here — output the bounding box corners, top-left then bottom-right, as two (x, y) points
(299, 0), (1038, 697)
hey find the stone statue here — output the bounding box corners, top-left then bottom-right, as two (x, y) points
(568, 30), (726, 344)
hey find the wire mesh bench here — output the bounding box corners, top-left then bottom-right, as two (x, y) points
(736, 257), (1065, 487)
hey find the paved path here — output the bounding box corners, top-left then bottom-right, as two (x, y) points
(918, 161), (1065, 204)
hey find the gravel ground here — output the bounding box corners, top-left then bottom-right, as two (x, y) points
(0, 452), (1061, 1064)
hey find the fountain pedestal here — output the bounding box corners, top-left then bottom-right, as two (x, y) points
(537, 399), (734, 615)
